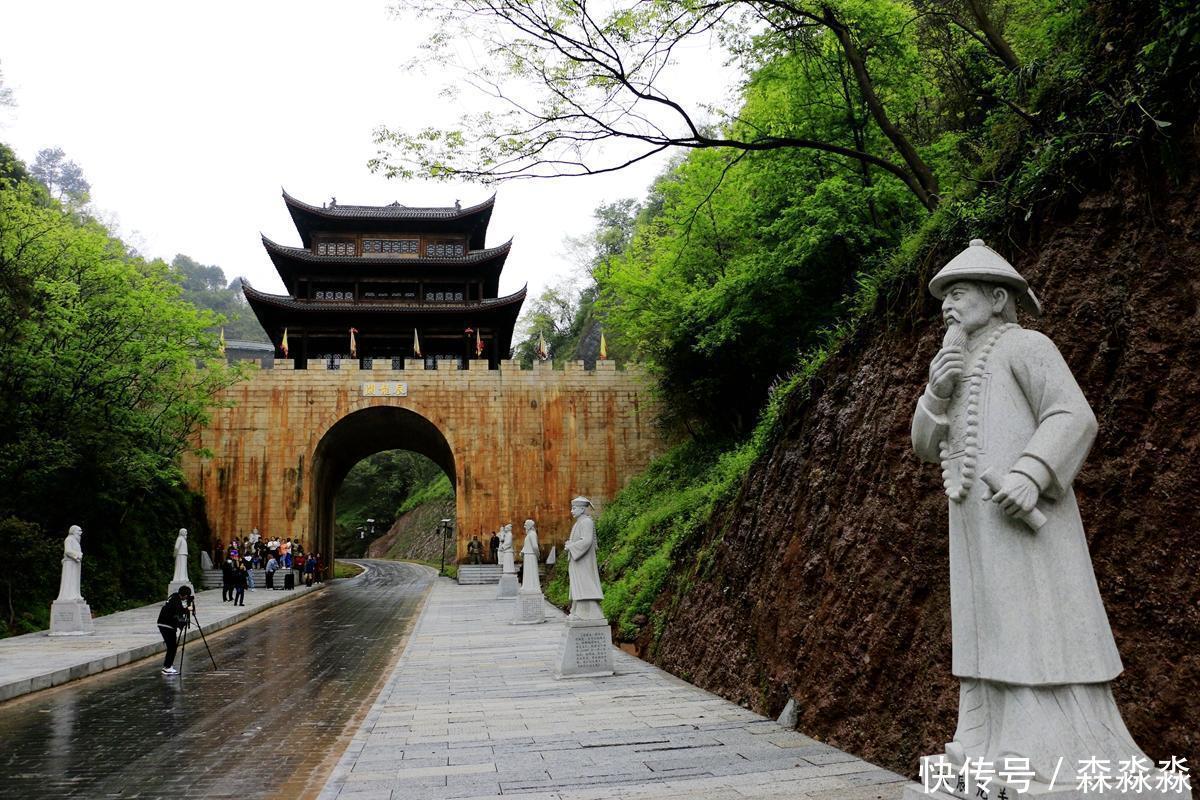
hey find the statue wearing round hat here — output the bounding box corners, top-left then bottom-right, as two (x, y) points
(564, 496), (605, 620)
(909, 240), (1183, 796)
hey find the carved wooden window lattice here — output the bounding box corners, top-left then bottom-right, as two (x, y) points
(316, 240), (356, 256)
(362, 238), (419, 255)
(314, 289), (354, 301)
(424, 290), (465, 302)
(425, 240), (465, 257)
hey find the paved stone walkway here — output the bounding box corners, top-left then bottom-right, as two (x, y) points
(320, 581), (908, 800)
(0, 561), (432, 799)
(0, 576), (323, 702)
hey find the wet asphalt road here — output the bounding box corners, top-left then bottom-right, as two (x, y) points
(0, 560), (433, 800)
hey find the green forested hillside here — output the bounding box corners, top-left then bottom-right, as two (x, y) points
(170, 254), (269, 343)
(528, 0), (1200, 625)
(0, 145), (241, 635)
(333, 451), (447, 558)
(531, 0), (1200, 772)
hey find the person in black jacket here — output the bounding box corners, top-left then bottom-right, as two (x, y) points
(233, 562), (248, 606)
(221, 557), (235, 602)
(157, 586), (192, 675)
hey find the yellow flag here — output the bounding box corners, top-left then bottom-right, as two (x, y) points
(413, 328), (422, 358)
(281, 327), (289, 358)
(536, 332), (549, 361)
(219, 328), (226, 355)
(599, 331), (607, 360)
(349, 327), (358, 358)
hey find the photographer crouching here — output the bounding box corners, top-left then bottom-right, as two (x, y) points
(157, 585), (192, 676)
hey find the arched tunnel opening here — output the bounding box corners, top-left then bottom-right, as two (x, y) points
(310, 406), (456, 565)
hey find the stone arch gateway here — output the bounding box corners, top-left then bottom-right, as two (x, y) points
(309, 405), (457, 557)
(182, 359), (665, 561)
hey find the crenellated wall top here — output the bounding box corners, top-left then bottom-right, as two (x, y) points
(244, 358), (646, 379)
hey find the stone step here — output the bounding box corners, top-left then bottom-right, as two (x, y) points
(199, 568), (302, 589)
(456, 563), (551, 585)
(456, 565), (501, 585)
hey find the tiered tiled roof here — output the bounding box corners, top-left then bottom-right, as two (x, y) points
(242, 280), (527, 314)
(260, 235), (512, 297)
(282, 190), (496, 249)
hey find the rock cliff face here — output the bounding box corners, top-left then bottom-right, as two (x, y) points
(638, 148), (1200, 776)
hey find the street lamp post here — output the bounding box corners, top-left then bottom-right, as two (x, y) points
(438, 518), (453, 576)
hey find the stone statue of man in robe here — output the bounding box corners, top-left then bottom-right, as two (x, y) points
(910, 240), (1168, 791)
(564, 496), (604, 620)
(498, 524), (515, 574)
(172, 529), (189, 582)
(556, 496), (613, 676)
(55, 525), (85, 602)
(50, 524), (94, 635)
(169, 528), (194, 596)
(520, 519), (540, 593)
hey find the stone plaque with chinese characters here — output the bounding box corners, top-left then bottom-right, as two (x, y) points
(572, 628), (611, 671)
(361, 382), (408, 398)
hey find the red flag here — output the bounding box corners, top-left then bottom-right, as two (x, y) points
(475, 328), (484, 357)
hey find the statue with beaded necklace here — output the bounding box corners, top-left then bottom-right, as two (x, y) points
(910, 240), (1164, 791)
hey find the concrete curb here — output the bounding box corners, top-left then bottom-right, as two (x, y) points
(0, 582), (326, 704)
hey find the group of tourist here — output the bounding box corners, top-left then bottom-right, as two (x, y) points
(214, 532), (325, 605)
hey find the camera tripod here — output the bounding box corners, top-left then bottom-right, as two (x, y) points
(177, 599), (218, 675)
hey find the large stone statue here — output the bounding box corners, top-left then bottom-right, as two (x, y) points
(906, 241), (1188, 799)
(496, 524), (518, 598)
(513, 519), (545, 624)
(49, 525), (94, 636)
(168, 528), (194, 596)
(556, 496), (613, 677)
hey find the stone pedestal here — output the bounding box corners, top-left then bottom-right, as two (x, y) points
(512, 589), (546, 625)
(168, 579), (194, 596)
(555, 616), (614, 678)
(496, 572), (519, 598)
(902, 756), (1192, 800)
(49, 599), (94, 636)
(200, 551), (213, 570)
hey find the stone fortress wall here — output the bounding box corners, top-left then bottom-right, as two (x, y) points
(182, 359), (664, 562)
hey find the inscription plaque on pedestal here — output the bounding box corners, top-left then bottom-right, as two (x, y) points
(556, 617), (614, 678)
(512, 591), (546, 625)
(49, 599), (94, 636)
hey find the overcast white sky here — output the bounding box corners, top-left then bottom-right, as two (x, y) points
(0, 0), (736, 302)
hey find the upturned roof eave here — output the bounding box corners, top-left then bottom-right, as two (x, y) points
(281, 189), (497, 249)
(259, 235), (513, 293)
(242, 279), (526, 316)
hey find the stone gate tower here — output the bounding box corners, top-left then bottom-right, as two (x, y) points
(244, 191), (524, 368)
(183, 192), (666, 562)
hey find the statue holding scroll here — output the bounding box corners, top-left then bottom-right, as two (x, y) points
(564, 497), (604, 619)
(556, 496), (612, 676)
(908, 240), (1183, 796)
